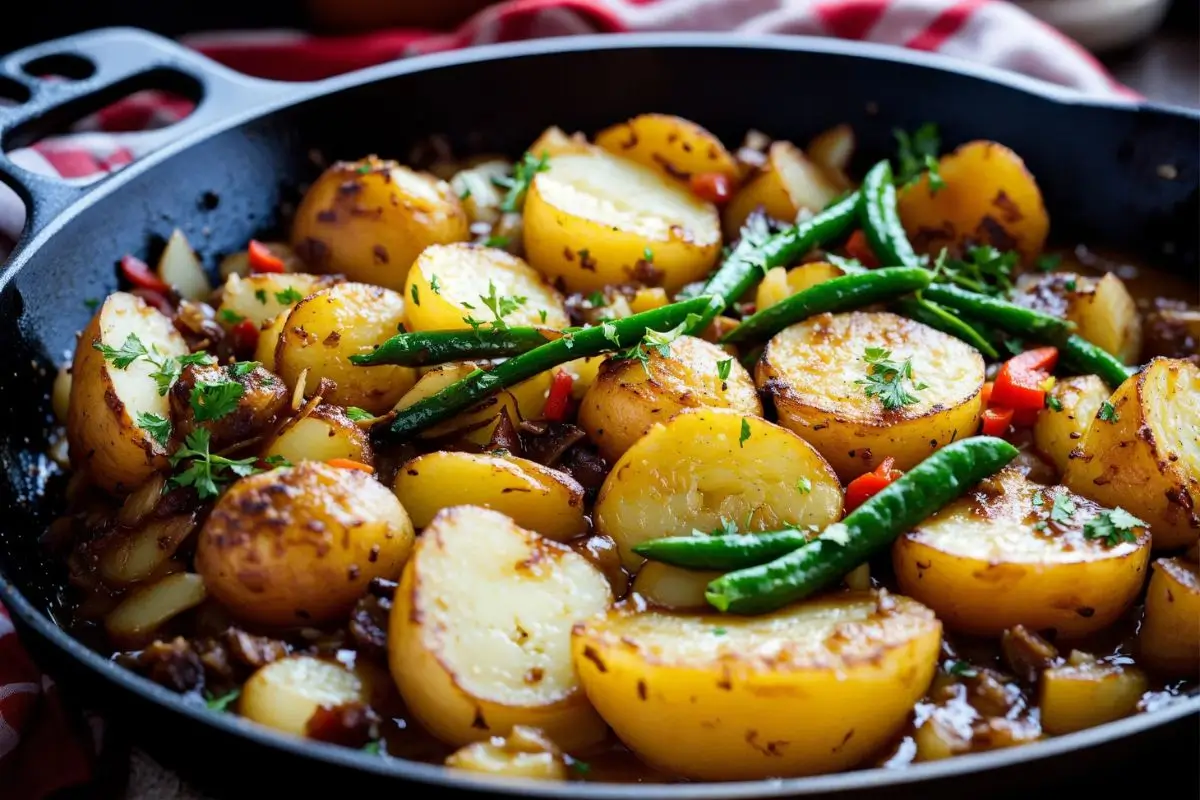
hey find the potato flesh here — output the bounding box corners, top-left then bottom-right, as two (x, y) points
(403, 243), (569, 332)
(104, 572), (206, 647)
(894, 469), (1150, 638)
(390, 505), (610, 749)
(157, 229), (210, 301)
(593, 113), (740, 184)
(723, 141), (838, 235)
(392, 452), (586, 541)
(755, 262), (845, 311)
(395, 362), (521, 444)
(594, 407), (844, 569)
(444, 726), (568, 780)
(759, 312), (984, 480)
(1015, 273), (1141, 363)
(630, 562), (723, 610)
(240, 655), (366, 737)
(579, 335), (762, 462)
(1065, 358), (1200, 549)
(219, 272), (328, 329)
(571, 592), (941, 780)
(1033, 374), (1108, 476)
(275, 282), (417, 414)
(1138, 557), (1200, 676)
(264, 406), (373, 466)
(1039, 663), (1148, 735)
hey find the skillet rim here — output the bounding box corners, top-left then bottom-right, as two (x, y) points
(0, 30), (1197, 797)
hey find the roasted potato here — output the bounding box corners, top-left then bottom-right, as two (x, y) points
(240, 655), (370, 738)
(806, 124), (855, 190)
(291, 156), (470, 290)
(594, 407), (843, 569)
(594, 113), (739, 186)
(630, 562), (723, 610)
(168, 361), (289, 451)
(759, 311), (985, 480)
(572, 591), (941, 780)
(389, 505), (611, 750)
(104, 572), (207, 648)
(1064, 358), (1200, 550)
(274, 282), (417, 414)
(1015, 272), (1141, 363)
(195, 461), (414, 626)
(897, 140), (1048, 264)
(403, 243), (569, 332)
(444, 725), (568, 780)
(578, 335), (762, 462)
(97, 511), (197, 587)
(1138, 557), (1200, 676)
(68, 292), (189, 493)
(263, 404), (373, 466)
(894, 469), (1150, 638)
(1033, 374), (1109, 475)
(522, 146), (722, 293)
(392, 452), (586, 541)
(1039, 660), (1149, 735)
(449, 159), (511, 226)
(254, 313), (289, 367)
(723, 141), (840, 236)
(755, 262), (845, 311)
(526, 126), (592, 159)
(156, 228), (211, 301)
(560, 356), (607, 401)
(217, 272), (333, 330)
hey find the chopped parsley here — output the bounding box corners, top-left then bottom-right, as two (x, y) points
(933, 245), (1019, 296)
(1032, 491), (1045, 508)
(587, 291), (607, 308)
(796, 476), (812, 494)
(219, 308), (245, 324)
(739, 418), (751, 448)
(538, 308), (548, 324)
(458, 186), (472, 201)
(94, 333), (149, 369)
(483, 235), (510, 249)
(893, 123), (943, 190)
(1083, 507), (1146, 547)
(643, 247), (655, 263)
(712, 627), (727, 636)
(946, 660), (978, 678)
(254, 289), (268, 304)
(497, 150), (550, 212)
(429, 274), (441, 295)
(716, 358), (733, 381)
(1050, 492), (1076, 525)
(464, 280), (527, 332)
(1046, 395), (1063, 412)
(613, 315), (698, 375)
(205, 688), (241, 712)
(93, 335), (213, 396)
(136, 412), (172, 446)
(345, 406), (374, 422)
(83, 298), (100, 311)
(855, 347), (927, 410)
(1064, 278), (1078, 292)
(190, 379), (244, 422)
(229, 361), (259, 378)
(275, 286), (304, 305)
(569, 759), (591, 776)
(1036, 253), (1062, 272)
(601, 321), (621, 348)
(703, 517), (739, 537)
(1098, 401), (1119, 423)
(167, 429), (263, 500)
(410, 283), (420, 306)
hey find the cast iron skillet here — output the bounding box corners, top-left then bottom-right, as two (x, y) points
(0, 27), (1196, 800)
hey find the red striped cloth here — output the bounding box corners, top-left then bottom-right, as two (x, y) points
(0, 1), (1127, 796)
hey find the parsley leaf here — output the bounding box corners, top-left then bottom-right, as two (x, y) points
(1098, 401), (1119, 423)
(229, 361), (259, 378)
(704, 517), (739, 537)
(150, 359), (181, 396)
(483, 235), (510, 249)
(254, 289), (268, 304)
(1032, 491), (1045, 508)
(476, 280), (526, 330)
(94, 333), (148, 369)
(180, 352), (217, 367)
(1083, 507), (1146, 547)
(946, 660), (978, 678)
(1036, 253), (1062, 273)
(600, 321), (621, 349)
(1050, 492), (1076, 524)
(1046, 395), (1063, 412)
(934, 245), (1019, 296)
(893, 123), (942, 187)
(345, 406), (374, 422)
(739, 418), (751, 448)
(612, 316), (698, 375)
(136, 412), (172, 446)
(497, 150), (550, 213)
(362, 740), (384, 755)
(205, 688), (241, 712)
(84, 298), (101, 311)
(796, 476), (812, 494)
(429, 274), (441, 295)
(275, 286), (304, 305)
(855, 347), (927, 410)
(190, 379), (245, 422)
(717, 358), (732, 381)
(712, 627), (727, 636)
(643, 247), (655, 263)
(219, 308), (246, 324)
(538, 308), (548, 324)
(410, 283), (420, 306)
(587, 291), (607, 308)
(167, 429), (262, 500)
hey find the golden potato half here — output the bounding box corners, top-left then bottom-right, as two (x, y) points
(275, 282), (417, 414)
(263, 404), (374, 467)
(759, 311), (985, 480)
(1065, 358), (1200, 550)
(403, 243), (569, 332)
(218, 272), (334, 330)
(571, 591), (941, 780)
(1138, 557), (1200, 676)
(594, 407), (843, 570)
(389, 506), (611, 750)
(195, 461), (414, 626)
(724, 141), (839, 236)
(594, 113), (739, 185)
(392, 452), (586, 541)
(240, 655), (370, 738)
(897, 140), (1048, 264)
(579, 334), (761, 463)
(522, 147), (721, 293)
(1033, 374), (1109, 476)
(894, 468), (1150, 638)
(291, 156), (469, 290)
(67, 291), (189, 493)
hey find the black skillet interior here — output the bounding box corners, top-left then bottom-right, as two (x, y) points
(0, 28), (1197, 800)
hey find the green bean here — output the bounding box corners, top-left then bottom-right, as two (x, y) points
(922, 284), (1075, 341)
(634, 528), (811, 571)
(350, 328), (555, 367)
(860, 160), (921, 268)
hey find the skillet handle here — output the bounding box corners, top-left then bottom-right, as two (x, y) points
(0, 27), (306, 262)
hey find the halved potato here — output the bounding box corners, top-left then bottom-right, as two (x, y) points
(449, 159), (511, 226)
(522, 147), (722, 293)
(723, 141), (840, 236)
(195, 461), (414, 626)
(1015, 272), (1141, 363)
(806, 124), (855, 190)
(1039, 661), (1149, 735)
(594, 113), (739, 186)
(572, 591), (941, 780)
(263, 404), (373, 466)
(898, 140), (1048, 264)
(388, 505), (611, 750)
(893, 469), (1150, 638)
(594, 407), (843, 569)
(157, 229), (211, 301)
(755, 262), (846, 311)
(68, 292), (189, 493)
(97, 513), (197, 587)
(444, 725), (567, 780)
(291, 156), (470, 290)
(759, 311), (985, 480)
(1064, 358), (1200, 550)
(1033, 374), (1109, 475)
(630, 562), (723, 610)
(255, 313), (289, 368)
(275, 282), (417, 414)
(218, 272), (332, 330)
(240, 655), (368, 737)
(403, 243), (569, 332)
(630, 286), (670, 314)
(1138, 557), (1200, 676)
(392, 452), (586, 541)
(527, 126), (592, 159)
(394, 362), (521, 446)
(579, 335), (762, 462)
(103, 572), (207, 648)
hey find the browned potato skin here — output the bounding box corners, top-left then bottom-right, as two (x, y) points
(169, 362), (289, 450)
(195, 461), (414, 626)
(578, 335), (762, 463)
(1138, 557), (1200, 676)
(594, 113), (740, 185)
(291, 156), (469, 290)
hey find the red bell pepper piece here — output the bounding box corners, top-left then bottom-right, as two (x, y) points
(991, 347), (1058, 411)
(689, 172), (733, 204)
(844, 457), (902, 512)
(130, 287), (173, 316)
(542, 370), (574, 422)
(980, 380), (994, 408)
(229, 319), (260, 351)
(981, 407), (1015, 437)
(844, 230), (880, 268)
(248, 240), (286, 273)
(120, 254), (171, 293)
